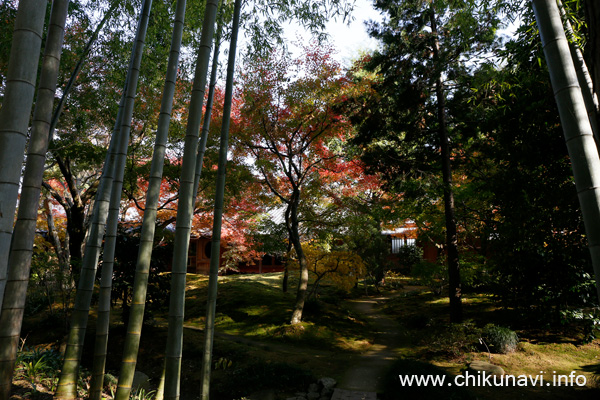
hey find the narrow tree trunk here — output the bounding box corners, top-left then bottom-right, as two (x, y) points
(532, 0), (600, 302)
(282, 203), (292, 292)
(289, 190), (309, 325)
(55, 79), (128, 393)
(44, 196), (69, 269)
(0, 0), (47, 311)
(163, 0), (220, 398)
(111, 0), (188, 397)
(430, 9), (462, 323)
(437, 83), (462, 323)
(282, 250), (290, 292)
(200, 0), (241, 396)
(43, 195), (72, 324)
(0, 0), (70, 396)
(55, 1), (152, 395)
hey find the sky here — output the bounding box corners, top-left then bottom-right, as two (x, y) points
(322, 0), (383, 65)
(283, 0), (383, 67)
(281, 0), (519, 68)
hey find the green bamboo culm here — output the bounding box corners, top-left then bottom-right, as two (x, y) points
(193, 14), (224, 196)
(155, 360), (167, 400)
(111, 0), (190, 397)
(556, 0), (600, 150)
(163, 0), (220, 398)
(200, 0), (242, 397)
(0, 0), (70, 397)
(0, 0), (47, 314)
(532, 0), (600, 302)
(55, 0), (154, 397)
(87, 0), (155, 397)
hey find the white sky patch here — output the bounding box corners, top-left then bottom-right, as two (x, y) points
(282, 0), (383, 67)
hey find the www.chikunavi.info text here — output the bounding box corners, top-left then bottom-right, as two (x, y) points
(398, 371), (587, 387)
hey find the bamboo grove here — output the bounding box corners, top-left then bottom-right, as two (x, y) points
(0, 0), (354, 398)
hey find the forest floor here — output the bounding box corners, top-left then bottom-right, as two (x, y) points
(10, 272), (600, 399)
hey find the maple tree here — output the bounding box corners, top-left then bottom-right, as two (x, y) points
(124, 83), (266, 267)
(233, 43), (360, 324)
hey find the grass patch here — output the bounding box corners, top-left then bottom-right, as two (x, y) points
(183, 272), (373, 352)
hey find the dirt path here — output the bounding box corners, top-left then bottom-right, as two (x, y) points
(337, 290), (410, 394)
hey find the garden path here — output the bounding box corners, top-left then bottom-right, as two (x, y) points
(336, 289), (414, 397)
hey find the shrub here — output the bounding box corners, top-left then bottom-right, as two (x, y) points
(411, 261), (447, 295)
(411, 256), (490, 294)
(394, 244), (423, 272)
(560, 307), (600, 344)
(429, 321), (481, 358)
(104, 373), (118, 395)
(15, 346), (63, 394)
(288, 244), (366, 297)
(17, 346), (62, 374)
(481, 324), (519, 354)
(110, 223), (172, 325)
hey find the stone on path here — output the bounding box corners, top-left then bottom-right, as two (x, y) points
(319, 377), (337, 390)
(330, 388), (377, 400)
(467, 360), (505, 376)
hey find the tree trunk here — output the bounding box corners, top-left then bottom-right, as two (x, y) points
(430, 9), (462, 323)
(282, 249), (290, 293)
(163, 0), (220, 398)
(200, 2), (241, 396)
(0, 0), (70, 396)
(111, 0), (188, 397)
(532, 0), (600, 302)
(43, 195), (72, 324)
(54, 155), (87, 267)
(282, 203), (292, 293)
(0, 0), (47, 311)
(44, 196), (69, 269)
(55, 0), (153, 396)
(289, 190), (309, 325)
